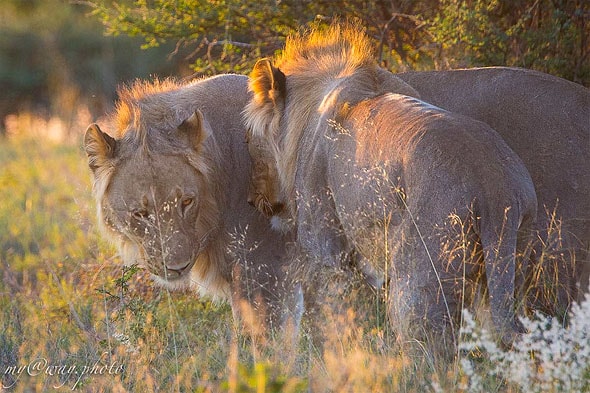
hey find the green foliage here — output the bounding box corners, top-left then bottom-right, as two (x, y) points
(221, 362), (308, 393)
(430, 0), (509, 66)
(90, 0), (300, 75)
(0, 0), (184, 134)
(429, 0), (589, 83)
(89, 0), (589, 85)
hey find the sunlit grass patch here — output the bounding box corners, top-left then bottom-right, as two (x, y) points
(0, 134), (588, 392)
(0, 136), (236, 391)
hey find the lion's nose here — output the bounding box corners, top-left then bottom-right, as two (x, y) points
(166, 262), (192, 277)
(247, 198), (255, 207)
(271, 202), (285, 214)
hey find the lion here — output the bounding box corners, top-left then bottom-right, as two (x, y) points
(84, 75), (303, 337)
(392, 67), (590, 316)
(243, 24), (538, 347)
(246, 32), (590, 321)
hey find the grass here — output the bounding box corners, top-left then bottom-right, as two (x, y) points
(0, 134), (238, 391)
(0, 132), (589, 392)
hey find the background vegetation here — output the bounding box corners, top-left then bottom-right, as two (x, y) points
(0, 0), (588, 137)
(0, 0), (589, 391)
(1, 134), (589, 391)
(90, 0), (589, 82)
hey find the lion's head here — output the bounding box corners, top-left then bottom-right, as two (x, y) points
(84, 80), (228, 299)
(243, 22), (419, 228)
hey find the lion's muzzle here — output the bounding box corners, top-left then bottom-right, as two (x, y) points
(158, 257), (196, 281)
(248, 193), (284, 217)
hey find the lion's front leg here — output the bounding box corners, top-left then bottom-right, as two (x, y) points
(387, 221), (460, 360)
(294, 187), (375, 344)
(296, 187), (355, 270)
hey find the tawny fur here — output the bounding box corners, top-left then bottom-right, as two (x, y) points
(244, 22), (539, 347)
(244, 23), (419, 222)
(85, 75), (304, 335)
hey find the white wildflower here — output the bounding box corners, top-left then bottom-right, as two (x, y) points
(112, 332), (139, 354)
(459, 294), (590, 393)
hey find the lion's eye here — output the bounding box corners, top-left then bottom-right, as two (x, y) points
(180, 197), (194, 214)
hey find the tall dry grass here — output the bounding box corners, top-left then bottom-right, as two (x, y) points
(0, 121), (588, 392)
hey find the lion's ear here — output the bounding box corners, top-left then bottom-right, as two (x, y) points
(84, 123), (117, 174)
(250, 58), (286, 108)
(178, 110), (211, 152)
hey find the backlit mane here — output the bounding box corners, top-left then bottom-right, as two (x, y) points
(245, 23), (383, 219)
(113, 78), (209, 153)
(275, 22), (376, 77)
(115, 79), (182, 133)
(274, 22), (380, 129)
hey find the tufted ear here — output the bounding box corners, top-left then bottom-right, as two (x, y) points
(84, 123), (117, 175)
(249, 58), (286, 108)
(178, 109), (211, 152)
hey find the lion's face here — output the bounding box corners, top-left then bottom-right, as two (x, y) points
(85, 110), (219, 289)
(245, 129), (284, 218)
(243, 58), (290, 221)
(104, 155), (207, 282)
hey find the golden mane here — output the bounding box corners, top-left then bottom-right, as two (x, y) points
(112, 78), (196, 150)
(245, 23), (384, 220)
(275, 21), (376, 77)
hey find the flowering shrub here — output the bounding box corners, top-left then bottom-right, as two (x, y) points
(459, 295), (590, 392)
